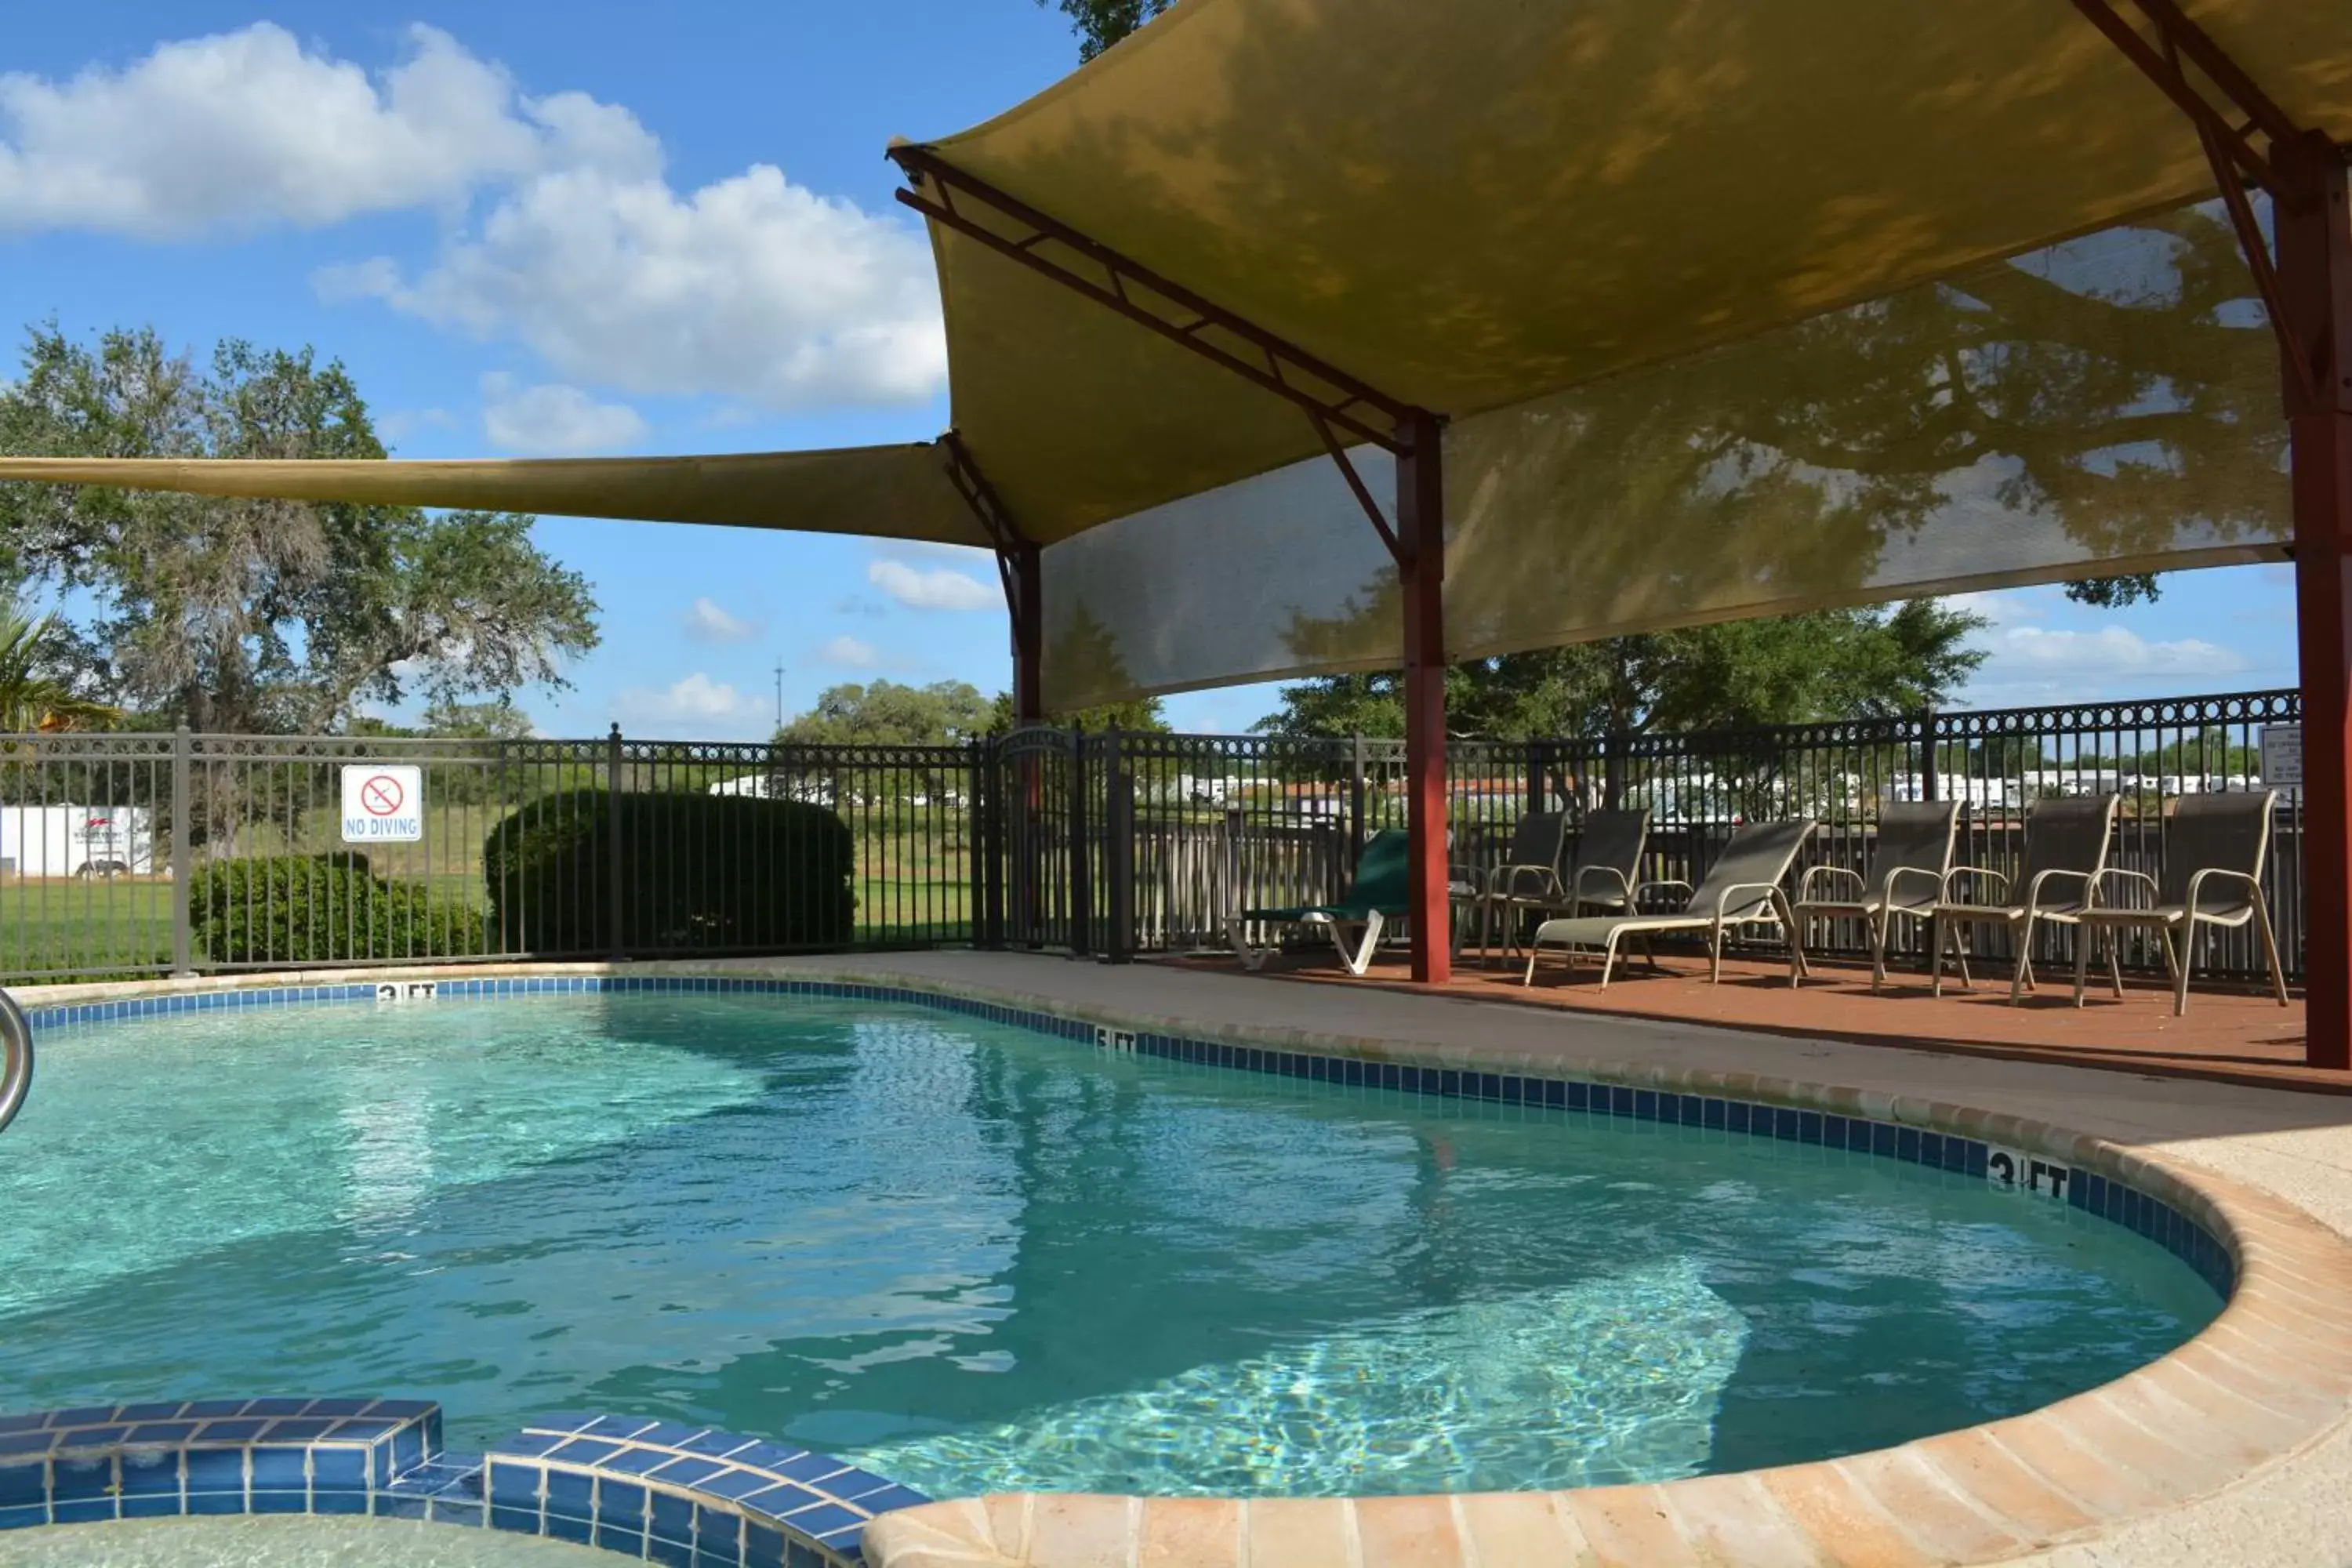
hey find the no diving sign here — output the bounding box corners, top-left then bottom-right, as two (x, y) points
(341, 764), (424, 844)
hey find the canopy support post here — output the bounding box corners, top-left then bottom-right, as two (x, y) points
(942, 433), (1044, 724)
(898, 148), (1455, 979)
(2074, 0), (2350, 1064)
(2278, 136), (2352, 1069)
(1399, 412), (1451, 984)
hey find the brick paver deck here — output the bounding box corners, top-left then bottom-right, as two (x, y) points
(1168, 943), (2333, 1092)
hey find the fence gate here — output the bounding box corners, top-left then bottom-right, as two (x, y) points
(990, 726), (1095, 956)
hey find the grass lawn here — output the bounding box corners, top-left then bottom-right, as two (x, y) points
(4, 866), (975, 983)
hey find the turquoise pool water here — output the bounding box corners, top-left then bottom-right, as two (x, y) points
(0, 993), (2218, 1498)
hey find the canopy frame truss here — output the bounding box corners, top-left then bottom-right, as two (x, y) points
(942, 431), (1044, 723)
(2080, 0), (2351, 1066)
(891, 143), (1453, 980)
(890, 146), (1414, 457)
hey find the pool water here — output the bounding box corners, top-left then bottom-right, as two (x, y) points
(0, 993), (2219, 1497)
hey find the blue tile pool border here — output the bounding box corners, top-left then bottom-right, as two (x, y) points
(20, 971), (2238, 1302)
(0, 1399), (920, 1566)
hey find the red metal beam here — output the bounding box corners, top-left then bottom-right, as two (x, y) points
(2278, 135), (2352, 1069)
(941, 432), (1045, 724)
(889, 145), (1414, 456)
(2067, 0), (2283, 190)
(2078, 0), (2351, 1063)
(1398, 411), (1452, 985)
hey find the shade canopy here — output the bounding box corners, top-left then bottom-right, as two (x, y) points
(0, 445), (993, 548)
(921, 0), (2352, 541)
(1, 0), (2347, 707)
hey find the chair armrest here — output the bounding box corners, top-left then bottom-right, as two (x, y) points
(1795, 865), (1864, 903)
(1490, 863), (1564, 901)
(1712, 882), (1791, 925)
(1939, 866), (2009, 903)
(1633, 878), (1694, 913)
(2183, 867), (2264, 918)
(1881, 865), (1944, 906)
(2089, 867), (2161, 909)
(1572, 865), (1635, 904)
(2021, 866), (2095, 912)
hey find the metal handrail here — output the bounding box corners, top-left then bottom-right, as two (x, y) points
(0, 985), (31, 1136)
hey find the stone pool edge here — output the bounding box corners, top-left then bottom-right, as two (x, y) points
(23, 957), (2352, 1568)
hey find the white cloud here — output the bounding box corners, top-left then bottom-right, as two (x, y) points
(335, 161), (943, 408)
(0, 21), (946, 408)
(480, 373), (647, 454)
(868, 559), (996, 612)
(0, 24), (543, 238)
(682, 597), (758, 644)
(612, 673), (763, 737)
(1979, 624), (2250, 681)
(818, 635), (877, 667)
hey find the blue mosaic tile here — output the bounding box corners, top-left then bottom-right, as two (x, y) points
(0, 1464), (45, 1511)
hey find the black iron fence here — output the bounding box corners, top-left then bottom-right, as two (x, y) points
(0, 688), (2309, 986)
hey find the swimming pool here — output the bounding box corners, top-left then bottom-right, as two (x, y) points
(0, 981), (2221, 1511)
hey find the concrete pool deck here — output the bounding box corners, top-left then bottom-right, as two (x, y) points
(24, 951), (2352, 1566)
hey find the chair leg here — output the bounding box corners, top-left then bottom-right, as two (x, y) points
(1337, 911), (1385, 977)
(2107, 927), (2125, 1000)
(1522, 938), (1541, 986)
(1599, 932), (1621, 990)
(1709, 922), (1724, 985)
(1229, 915), (1269, 973)
(2256, 902), (2289, 1007)
(2009, 919), (2034, 1005)
(2172, 923), (2195, 1017)
(2072, 922), (2092, 1008)
(1869, 913), (1889, 994)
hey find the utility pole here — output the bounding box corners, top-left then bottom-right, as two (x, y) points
(774, 660), (785, 730)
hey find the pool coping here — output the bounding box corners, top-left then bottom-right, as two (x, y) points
(17, 956), (2352, 1568)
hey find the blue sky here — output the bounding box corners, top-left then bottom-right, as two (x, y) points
(0, 5), (2304, 738)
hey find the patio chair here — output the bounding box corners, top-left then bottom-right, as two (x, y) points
(2071, 789), (2289, 1016)
(1929, 793), (2118, 1004)
(1228, 827), (1410, 976)
(1458, 807), (1653, 963)
(1522, 818), (1815, 989)
(1787, 799), (1964, 992)
(1448, 810), (1568, 961)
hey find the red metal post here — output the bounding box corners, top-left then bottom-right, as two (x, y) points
(1007, 543), (1044, 724)
(1397, 411), (1451, 984)
(2278, 135), (2352, 1068)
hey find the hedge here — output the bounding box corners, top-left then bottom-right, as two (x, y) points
(191, 855), (488, 966)
(483, 789), (853, 955)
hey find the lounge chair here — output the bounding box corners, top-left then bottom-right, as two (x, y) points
(1788, 799), (1963, 992)
(1449, 810), (1568, 960)
(1522, 818), (1815, 989)
(2071, 789), (2289, 1015)
(1229, 827), (1410, 976)
(1929, 793), (2118, 1004)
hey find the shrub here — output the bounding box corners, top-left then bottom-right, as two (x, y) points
(191, 855), (487, 966)
(483, 789), (854, 955)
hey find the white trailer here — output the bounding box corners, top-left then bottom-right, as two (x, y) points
(0, 804), (158, 877)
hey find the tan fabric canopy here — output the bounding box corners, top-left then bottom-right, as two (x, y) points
(921, 0), (2352, 540)
(0, 444), (992, 548)
(2, 0), (2346, 710)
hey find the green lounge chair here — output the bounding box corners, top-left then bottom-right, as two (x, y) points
(1229, 827), (1411, 975)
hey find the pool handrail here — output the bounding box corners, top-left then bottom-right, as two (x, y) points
(0, 985), (30, 1135)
